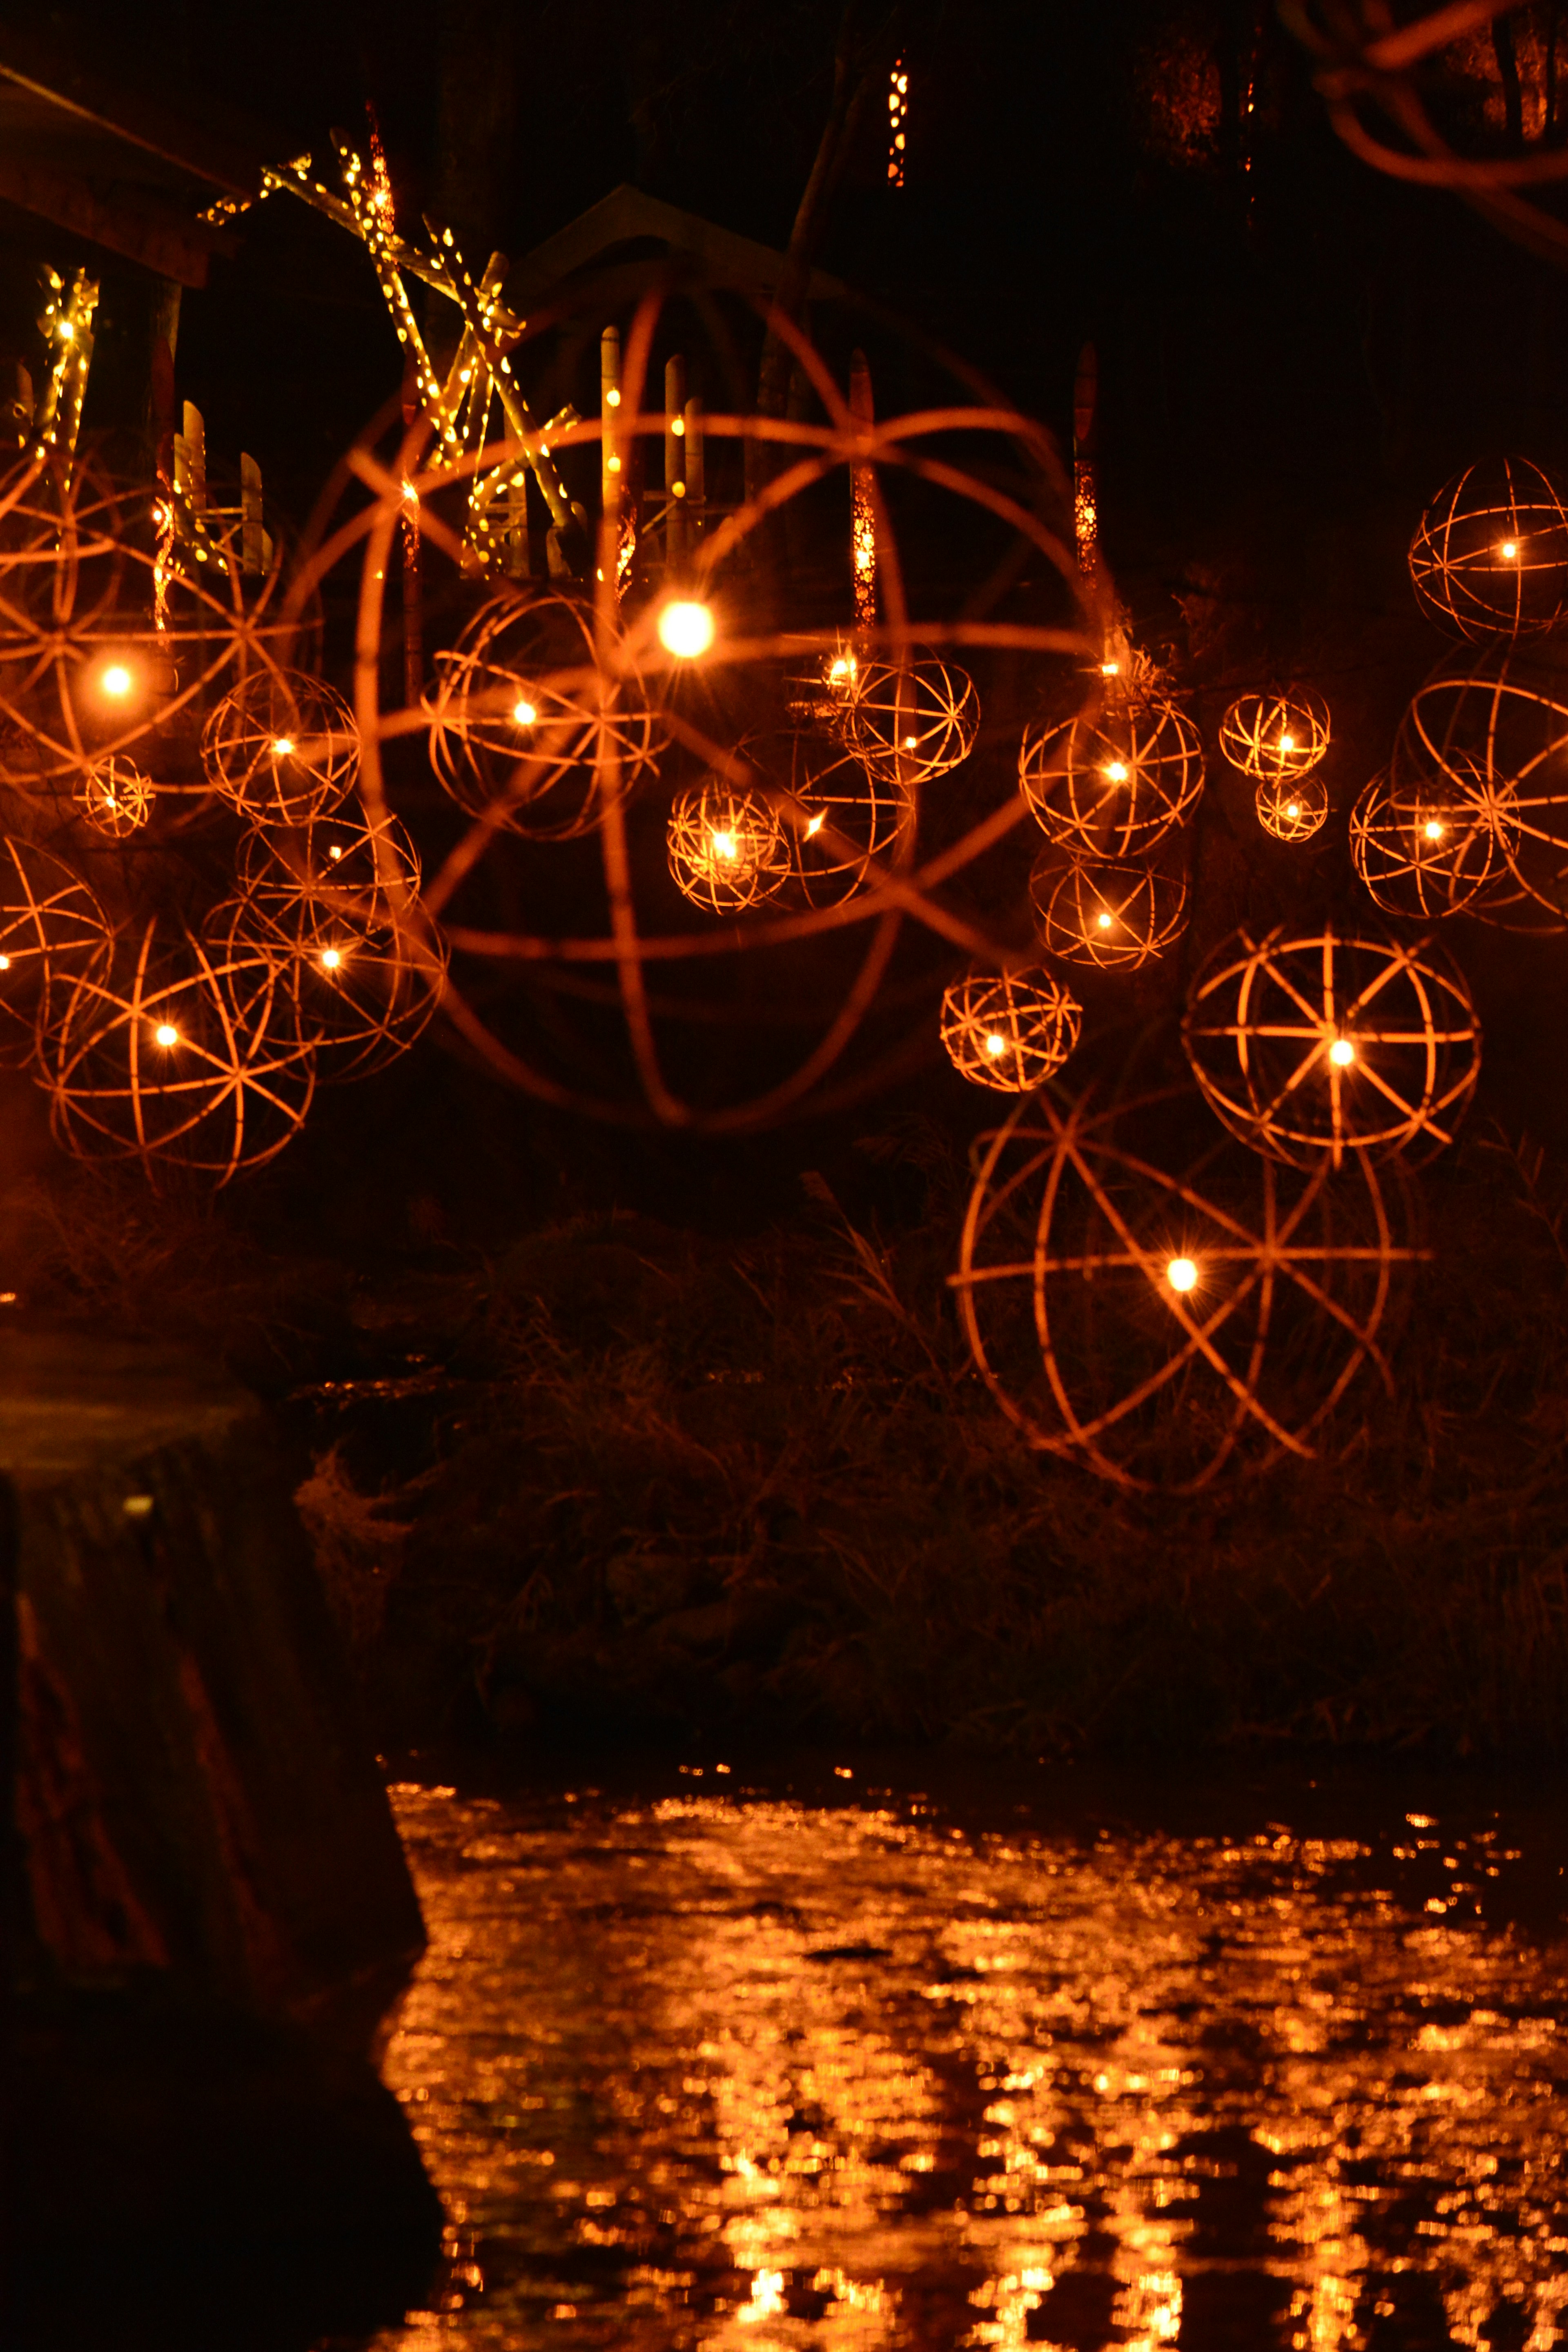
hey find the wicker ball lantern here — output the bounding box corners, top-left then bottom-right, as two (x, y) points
(1020, 693), (1203, 858)
(951, 1085), (1416, 1492)
(1182, 923), (1481, 1169)
(844, 652), (979, 785)
(426, 587), (659, 840)
(74, 753), (153, 837)
(236, 802), (423, 928)
(1218, 689), (1330, 785)
(201, 668), (359, 825)
(0, 835), (113, 1062)
(1408, 457), (1568, 642)
(1395, 648), (1568, 924)
(208, 888), (446, 1084)
(1030, 845), (1190, 970)
(940, 967), (1082, 1092)
(769, 730), (911, 907)
(667, 777), (790, 914)
(1254, 771), (1330, 842)
(39, 916), (317, 1183)
(1349, 760), (1516, 920)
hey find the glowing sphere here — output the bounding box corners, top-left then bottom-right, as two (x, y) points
(1409, 457), (1568, 641)
(666, 777), (789, 914)
(202, 668), (359, 824)
(939, 967), (1082, 1093)
(1030, 845), (1189, 970)
(1022, 691), (1203, 858)
(1219, 689), (1330, 785)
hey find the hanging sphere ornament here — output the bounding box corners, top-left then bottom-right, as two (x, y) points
(666, 775), (790, 915)
(1030, 844), (1190, 970)
(208, 875), (446, 1087)
(1218, 688), (1330, 784)
(1408, 456), (1568, 642)
(844, 651), (979, 785)
(425, 586), (659, 840)
(1182, 922), (1481, 1170)
(1394, 645), (1568, 925)
(201, 667), (359, 824)
(939, 967), (1082, 1093)
(236, 802), (423, 931)
(1349, 758), (1517, 920)
(38, 915), (318, 1184)
(1254, 770), (1330, 843)
(1020, 688), (1204, 858)
(768, 729), (911, 908)
(74, 752), (153, 837)
(0, 834), (114, 1062)
(951, 1084), (1419, 1493)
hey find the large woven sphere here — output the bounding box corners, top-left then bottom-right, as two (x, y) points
(666, 777), (789, 914)
(1183, 923), (1480, 1169)
(939, 967), (1082, 1092)
(1409, 457), (1568, 641)
(1219, 688), (1330, 784)
(844, 652), (979, 784)
(201, 668), (359, 824)
(1030, 845), (1189, 969)
(952, 1085), (1416, 1492)
(38, 916), (317, 1183)
(1349, 760), (1516, 920)
(426, 587), (659, 840)
(1254, 771), (1329, 842)
(0, 835), (114, 1062)
(1395, 647), (1568, 924)
(1020, 693), (1203, 857)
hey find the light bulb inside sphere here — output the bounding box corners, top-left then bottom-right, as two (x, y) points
(154, 1022), (178, 1047)
(0, 955), (10, 971)
(1286, 800), (1301, 819)
(328, 844), (344, 861)
(271, 736), (295, 757)
(1329, 1037), (1356, 1067)
(512, 698), (537, 726)
(805, 811), (826, 836)
(320, 947), (343, 971)
(1501, 541), (1518, 560)
(710, 830), (738, 861)
(658, 599), (716, 659)
(984, 1031), (1008, 1058)
(1166, 1256), (1198, 1294)
(1105, 760), (1130, 783)
(1100, 661), (1119, 676)
(1095, 910), (1113, 929)
(100, 663), (133, 699)
(1280, 734), (1294, 753)
(1423, 819), (1444, 841)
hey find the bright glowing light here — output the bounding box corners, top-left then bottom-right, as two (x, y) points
(1096, 910), (1113, 929)
(1105, 760), (1130, 782)
(100, 663), (133, 698)
(1330, 1037), (1356, 1066)
(606, 387), (621, 408)
(154, 1022), (178, 1047)
(1286, 800), (1301, 819)
(512, 698), (537, 726)
(658, 599), (715, 659)
(271, 736), (295, 756)
(1280, 733), (1294, 752)
(671, 415), (685, 436)
(328, 844), (344, 861)
(401, 477), (419, 505)
(58, 320), (73, 341)
(710, 829), (738, 860)
(805, 811), (826, 836)
(902, 734), (918, 749)
(1424, 818), (1445, 840)
(0, 955), (9, 971)
(606, 454), (621, 474)
(1501, 540), (1518, 560)
(1166, 1256), (1198, 1292)
(1100, 660), (1119, 675)
(320, 947), (343, 970)
(984, 1031), (1008, 1058)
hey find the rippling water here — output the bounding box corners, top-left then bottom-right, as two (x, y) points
(365, 1763), (1568, 2352)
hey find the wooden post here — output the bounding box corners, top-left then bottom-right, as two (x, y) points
(664, 354), (688, 574)
(1073, 342), (1098, 579)
(683, 394), (705, 548)
(240, 454), (265, 576)
(849, 348), (875, 635)
(600, 323), (633, 598)
(401, 357), (424, 707)
(176, 400), (207, 514)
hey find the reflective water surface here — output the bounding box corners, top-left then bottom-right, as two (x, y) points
(364, 1764), (1568, 2352)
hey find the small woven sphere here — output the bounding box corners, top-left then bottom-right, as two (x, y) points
(844, 653), (979, 784)
(1255, 771), (1329, 842)
(236, 802), (422, 927)
(940, 967), (1082, 1092)
(1409, 456), (1568, 641)
(1219, 688), (1330, 783)
(1349, 759), (1517, 919)
(75, 753), (153, 838)
(1030, 846), (1190, 970)
(1395, 646), (1568, 923)
(1183, 922), (1480, 1169)
(766, 730), (910, 907)
(39, 916), (317, 1183)
(207, 889), (446, 1084)
(667, 779), (789, 914)
(0, 835), (114, 1062)
(426, 587), (658, 840)
(952, 1085), (1414, 1492)
(1020, 694), (1204, 857)
(201, 668), (359, 824)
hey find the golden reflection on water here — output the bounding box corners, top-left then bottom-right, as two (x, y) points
(366, 1784), (1568, 2352)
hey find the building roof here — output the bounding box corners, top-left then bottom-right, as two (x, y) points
(507, 183), (848, 314)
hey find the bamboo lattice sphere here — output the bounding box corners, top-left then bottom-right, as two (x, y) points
(1021, 693), (1204, 857)
(1396, 648), (1568, 925)
(1349, 760), (1516, 920)
(201, 668), (359, 824)
(0, 834), (113, 1061)
(667, 777), (790, 914)
(1183, 923), (1481, 1169)
(74, 753), (153, 837)
(207, 891), (446, 1084)
(951, 1085), (1415, 1492)
(236, 802), (422, 926)
(1219, 688), (1330, 783)
(766, 729), (911, 908)
(1408, 457), (1568, 641)
(426, 588), (659, 840)
(39, 916), (317, 1183)
(1255, 771), (1330, 842)
(845, 653), (979, 784)
(940, 967), (1082, 1092)
(1030, 845), (1190, 969)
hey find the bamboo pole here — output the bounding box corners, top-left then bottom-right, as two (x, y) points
(240, 452), (265, 575)
(1073, 341), (1098, 579)
(849, 347), (875, 634)
(665, 353), (688, 573)
(682, 393), (705, 540)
